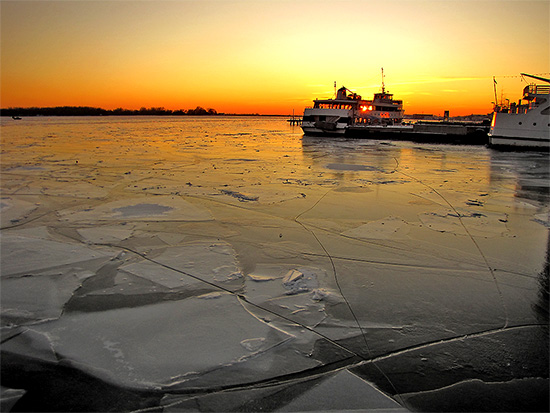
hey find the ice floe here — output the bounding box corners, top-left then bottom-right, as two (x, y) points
(59, 196), (213, 222)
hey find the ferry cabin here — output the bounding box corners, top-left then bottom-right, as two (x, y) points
(489, 76), (550, 149)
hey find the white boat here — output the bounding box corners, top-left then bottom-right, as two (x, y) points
(301, 69), (404, 136)
(489, 73), (550, 149)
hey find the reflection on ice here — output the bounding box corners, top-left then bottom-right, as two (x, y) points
(1, 117), (548, 412)
(343, 216), (411, 239)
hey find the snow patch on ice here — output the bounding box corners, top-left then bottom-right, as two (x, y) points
(113, 203), (173, 217)
(59, 196), (213, 222)
(311, 288), (342, 304)
(240, 337), (266, 352)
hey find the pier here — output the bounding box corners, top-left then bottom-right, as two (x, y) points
(287, 116), (302, 125)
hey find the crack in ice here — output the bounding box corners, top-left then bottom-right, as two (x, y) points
(394, 158), (511, 329)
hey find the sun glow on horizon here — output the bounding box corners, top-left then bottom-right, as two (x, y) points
(1, 1), (548, 116)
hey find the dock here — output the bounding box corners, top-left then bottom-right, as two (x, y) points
(287, 116), (302, 125)
(345, 122), (490, 145)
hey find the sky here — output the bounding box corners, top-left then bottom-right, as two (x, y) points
(1, 0), (549, 116)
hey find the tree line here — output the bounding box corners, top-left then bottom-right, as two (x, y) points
(1, 106), (223, 117)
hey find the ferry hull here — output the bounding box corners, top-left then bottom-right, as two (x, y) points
(489, 111), (550, 150)
(346, 123), (489, 145)
(301, 126), (346, 136)
(489, 135), (550, 149)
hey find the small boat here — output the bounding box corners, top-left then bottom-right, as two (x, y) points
(489, 73), (550, 149)
(12, 116), (22, 120)
(301, 68), (403, 136)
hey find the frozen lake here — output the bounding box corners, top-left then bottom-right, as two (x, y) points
(1, 116), (548, 412)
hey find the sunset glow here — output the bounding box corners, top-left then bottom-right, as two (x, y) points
(1, 0), (549, 115)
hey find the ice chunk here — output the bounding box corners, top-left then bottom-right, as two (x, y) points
(152, 241), (244, 285)
(1, 271), (83, 323)
(77, 226), (134, 244)
(1, 329), (58, 363)
(279, 370), (406, 412)
(243, 265), (329, 330)
(1, 387), (26, 412)
(282, 269), (304, 285)
(0, 232), (113, 276)
(32, 294), (291, 388)
(197, 291), (226, 299)
(247, 274), (278, 282)
(282, 269), (319, 295)
(120, 260), (192, 289)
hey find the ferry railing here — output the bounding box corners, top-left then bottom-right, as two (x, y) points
(523, 84), (550, 97)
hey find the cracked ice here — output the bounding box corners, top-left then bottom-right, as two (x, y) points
(1, 117), (548, 412)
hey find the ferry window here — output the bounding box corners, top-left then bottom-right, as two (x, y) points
(519, 122), (522, 125)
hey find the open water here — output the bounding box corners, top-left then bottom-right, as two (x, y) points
(1, 116), (548, 412)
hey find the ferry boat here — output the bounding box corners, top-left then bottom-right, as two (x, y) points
(489, 73), (550, 149)
(301, 69), (404, 136)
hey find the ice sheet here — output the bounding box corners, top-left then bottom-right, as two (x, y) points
(1, 117), (548, 412)
(30, 294), (302, 388)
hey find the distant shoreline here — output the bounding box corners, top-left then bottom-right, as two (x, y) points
(1, 106), (491, 122)
(0, 106), (289, 117)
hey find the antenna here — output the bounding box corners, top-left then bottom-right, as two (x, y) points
(334, 81), (337, 98)
(381, 67), (385, 93)
(493, 76), (498, 107)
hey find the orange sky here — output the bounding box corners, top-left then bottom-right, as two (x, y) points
(1, 1), (549, 115)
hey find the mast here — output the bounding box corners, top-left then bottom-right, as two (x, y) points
(381, 67), (385, 93)
(493, 76), (498, 106)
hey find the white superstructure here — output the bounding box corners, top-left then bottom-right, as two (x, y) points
(489, 73), (550, 149)
(301, 86), (362, 135)
(301, 70), (404, 136)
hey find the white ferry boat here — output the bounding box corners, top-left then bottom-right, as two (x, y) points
(489, 73), (550, 149)
(301, 70), (404, 136)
